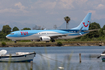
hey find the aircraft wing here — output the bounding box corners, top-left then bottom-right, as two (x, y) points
(48, 32), (80, 39)
(82, 29), (99, 33)
(88, 29), (99, 32)
(49, 34), (68, 39)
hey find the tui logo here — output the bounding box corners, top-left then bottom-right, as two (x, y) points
(83, 21), (89, 27)
(20, 32), (28, 35)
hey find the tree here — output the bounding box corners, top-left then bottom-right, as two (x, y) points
(102, 25), (105, 30)
(22, 28), (31, 30)
(102, 25), (105, 34)
(12, 27), (19, 31)
(64, 16), (70, 29)
(2, 25), (11, 34)
(0, 32), (6, 39)
(98, 28), (104, 37)
(89, 22), (101, 30)
(80, 31), (99, 41)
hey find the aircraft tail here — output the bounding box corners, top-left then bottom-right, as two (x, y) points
(72, 13), (92, 30)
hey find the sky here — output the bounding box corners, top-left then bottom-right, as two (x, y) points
(0, 0), (105, 30)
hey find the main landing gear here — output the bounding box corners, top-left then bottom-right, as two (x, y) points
(12, 40), (17, 43)
(14, 41), (17, 43)
(46, 38), (55, 42)
(51, 38), (55, 42)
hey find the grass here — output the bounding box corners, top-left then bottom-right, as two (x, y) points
(0, 53), (72, 70)
(0, 62), (31, 70)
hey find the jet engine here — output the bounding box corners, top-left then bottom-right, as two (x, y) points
(40, 36), (51, 41)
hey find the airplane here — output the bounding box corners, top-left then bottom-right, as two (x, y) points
(6, 13), (92, 43)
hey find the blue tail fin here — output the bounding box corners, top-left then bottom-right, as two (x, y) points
(72, 13), (92, 30)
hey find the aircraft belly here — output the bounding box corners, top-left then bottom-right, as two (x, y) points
(58, 35), (81, 39)
(11, 34), (39, 40)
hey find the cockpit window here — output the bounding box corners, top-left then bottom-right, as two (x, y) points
(11, 33), (14, 35)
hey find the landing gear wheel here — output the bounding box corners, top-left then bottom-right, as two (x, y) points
(51, 39), (55, 42)
(46, 41), (49, 43)
(14, 41), (17, 43)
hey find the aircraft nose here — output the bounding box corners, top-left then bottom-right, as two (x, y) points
(6, 35), (10, 39)
(6, 35), (8, 38)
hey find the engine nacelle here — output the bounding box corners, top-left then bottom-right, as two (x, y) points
(40, 36), (51, 41)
